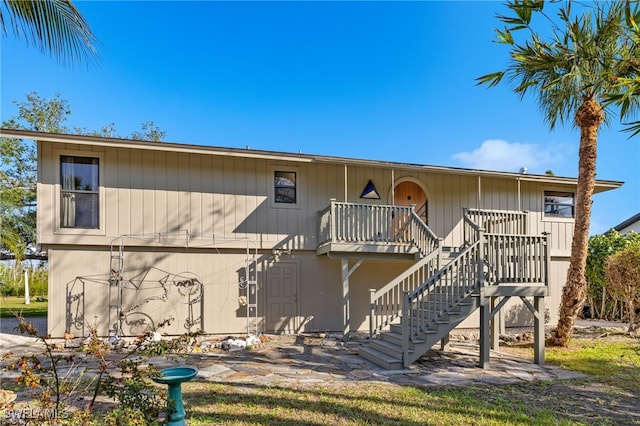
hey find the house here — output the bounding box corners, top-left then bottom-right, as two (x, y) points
(0, 128), (623, 368)
(613, 212), (640, 235)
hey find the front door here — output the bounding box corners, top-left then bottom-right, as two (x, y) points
(394, 180), (428, 224)
(266, 261), (299, 334)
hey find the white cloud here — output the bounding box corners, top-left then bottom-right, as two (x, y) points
(452, 139), (568, 173)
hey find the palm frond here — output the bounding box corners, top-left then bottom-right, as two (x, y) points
(481, 1), (640, 132)
(1, 0), (99, 66)
(621, 120), (640, 138)
(476, 71), (505, 88)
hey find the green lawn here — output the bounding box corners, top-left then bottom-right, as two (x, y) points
(1, 326), (637, 425)
(0, 296), (48, 318)
(180, 335), (640, 426)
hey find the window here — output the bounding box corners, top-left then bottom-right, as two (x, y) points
(544, 191), (574, 218)
(60, 156), (99, 228)
(274, 171), (296, 204)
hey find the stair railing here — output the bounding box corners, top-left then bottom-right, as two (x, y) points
(463, 208), (527, 235)
(409, 209), (440, 258)
(463, 209), (482, 247)
(402, 234), (485, 362)
(369, 247), (441, 338)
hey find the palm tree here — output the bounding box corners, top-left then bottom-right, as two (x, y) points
(1, 0), (98, 65)
(478, 0), (640, 346)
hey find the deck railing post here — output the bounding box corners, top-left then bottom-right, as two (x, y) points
(402, 291), (410, 368)
(329, 198), (337, 242)
(477, 228), (486, 289)
(543, 232), (550, 295)
(369, 288), (376, 339)
(462, 208), (468, 245)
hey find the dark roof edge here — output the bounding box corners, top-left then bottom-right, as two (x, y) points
(614, 212), (640, 231)
(1, 128), (624, 190)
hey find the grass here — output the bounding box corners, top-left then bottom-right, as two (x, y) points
(545, 336), (640, 390)
(0, 295), (48, 317)
(182, 381), (569, 426)
(178, 334), (640, 426)
(1, 329), (638, 425)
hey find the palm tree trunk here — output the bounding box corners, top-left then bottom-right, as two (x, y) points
(552, 97), (604, 346)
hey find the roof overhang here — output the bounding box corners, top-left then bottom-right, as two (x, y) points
(1, 128), (624, 194)
(614, 212), (640, 231)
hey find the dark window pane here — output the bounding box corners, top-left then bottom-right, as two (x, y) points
(544, 191), (574, 218)
(275, 187), (296, 204)
(74, 193), (99, 228)
(274, 171), (297, 204)
(274, 171), (296, 187)
(61, 156), (99, 191)
(60, 156), (99, 228)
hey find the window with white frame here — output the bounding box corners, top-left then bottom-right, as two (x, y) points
(274, 170), (297, 204)
(544, 191), (574, 218)
(60, 156), (100, 228)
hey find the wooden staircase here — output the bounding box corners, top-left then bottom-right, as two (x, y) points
(361, 208), (549, 369)
(360, 243), (482, 369)
(359, 291), (479, 369)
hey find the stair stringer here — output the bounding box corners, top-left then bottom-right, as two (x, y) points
(360, 240), (485, 370)
(402, 291), (480, 367)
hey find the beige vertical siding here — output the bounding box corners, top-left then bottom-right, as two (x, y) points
(42, 143), (578, 250)
(40, 141), (589, 336)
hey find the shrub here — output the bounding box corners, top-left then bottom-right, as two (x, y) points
(605, 241), (640, 334)
(7, 316), (176, 425)
(0, 263), (48, 297)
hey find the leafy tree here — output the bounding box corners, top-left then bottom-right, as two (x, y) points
(605, 239), (640, 334)
(585, 230), (640, 320)
(478, 1), (640, 345)
(1, 92), (165, 259)
(74, 123), (117, 138)
(0, 0), (98, 66)
(130, 121), (166, 142)
(0, 93), (69, 259)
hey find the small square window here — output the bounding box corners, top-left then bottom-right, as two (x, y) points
(544, 191), (574, 218)
(274, 171), (296, 204)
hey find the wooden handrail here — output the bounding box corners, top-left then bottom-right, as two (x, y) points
(369, 248), (441, 338)
(319, 201), (440, 257)
(463, 208), (527, 235)
(400, 220), (549, 366)
(402, 239), (483, 355)
(318, 201), (442, 340)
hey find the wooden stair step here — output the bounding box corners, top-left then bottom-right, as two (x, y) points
(369, 338), (404, 358)
(358, 345), (403, 370)
(390, 323), (435, 339)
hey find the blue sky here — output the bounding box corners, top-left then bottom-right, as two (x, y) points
(1, 1), (638, 234)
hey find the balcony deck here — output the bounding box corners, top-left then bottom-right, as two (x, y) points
(317, 201), (440, 259)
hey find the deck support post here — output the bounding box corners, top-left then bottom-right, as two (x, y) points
(479, 298), (490, 369)
(341, 258), (364, 342)
(341, 259), (350, 341)
(490, 297), (500, 350)
(534, 296), (545, 365)
(519, 295), (546, 365)
(440, 333), (450, 351)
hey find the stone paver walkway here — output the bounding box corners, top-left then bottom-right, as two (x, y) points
(0, 332), (585, 389)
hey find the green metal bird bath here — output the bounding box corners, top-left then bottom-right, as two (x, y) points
(153, 366), (197, 426)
